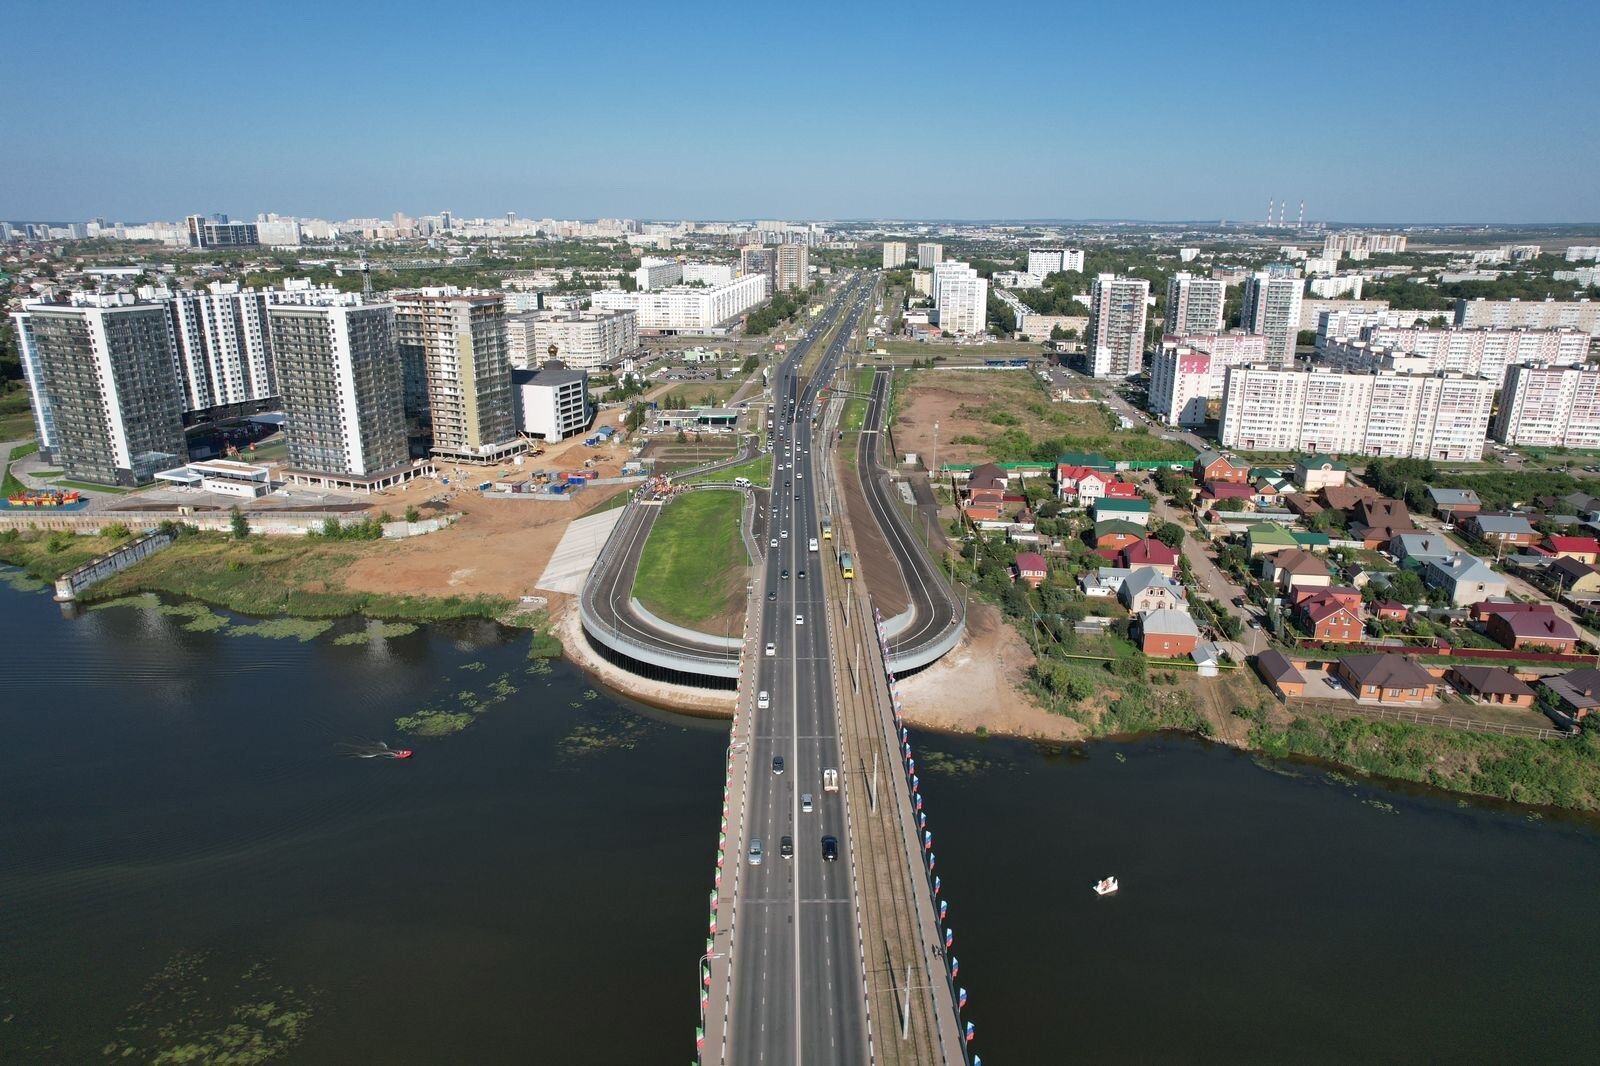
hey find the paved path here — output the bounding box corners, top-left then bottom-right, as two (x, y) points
(534, 507), (629, 594)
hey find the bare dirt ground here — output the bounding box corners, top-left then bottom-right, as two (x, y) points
(894, 602), (1086, 742)
(836, 443), (911, 618)
(893, 368), (1104, 467)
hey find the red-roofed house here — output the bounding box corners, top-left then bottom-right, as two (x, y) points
(1469, 599), (1550, 624)
(1545, 535), (1600, 565)
(1195, 450), (1249, 483)
(1203, 481), (1255, 503)
(1486, 609), (1580, 652)
(1375, 601), (1410, 622)
(1103, 479), (1140, 499)
(1297, 594), (1364, 642)
(964, 503), (1004, 523)
(1290, 585), (1361, 611)
(1057, 466), (1109, 505)
(1013, 552), (1048, 587)
(1120, 538), (1179, 576)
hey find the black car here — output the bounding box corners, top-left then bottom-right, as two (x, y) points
(768, 590), (777, 601)
(780, 835), (794, 859)
(797, 570), (806, 579)
(821, 835), (839, 862)
(773, 755), (785, 775)
(781, 569), (789, 579)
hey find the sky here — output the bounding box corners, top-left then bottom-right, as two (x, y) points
(4, 0), (1598, 224)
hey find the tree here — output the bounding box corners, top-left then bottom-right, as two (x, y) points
(1153, 521), (1185, 549)
(1388, 569), (1426, 604)
(405, 505), (421, 524)
(1215, 497), (1247, 512)
(229, 506), (250, 540)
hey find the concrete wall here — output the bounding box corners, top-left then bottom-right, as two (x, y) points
(53, 530), (176, 601)
(0, 511), (458, 538)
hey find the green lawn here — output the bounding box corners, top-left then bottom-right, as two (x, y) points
(1, 447), (26, 497)
(686, 452), (772, 488)
(633, 489), (749, 630)
(841, 367), (874, 432)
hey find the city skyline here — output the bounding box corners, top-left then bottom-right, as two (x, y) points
(5, 0), (1598, 224)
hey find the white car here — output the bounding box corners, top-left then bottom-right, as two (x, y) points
(801, 793), (814, 813)
(765, 642), (776, 656)
(757, 690), (770, 709)
(781, 530), (789, 538)
(795, 614), (804, 625)
(770, 538), (778, 547)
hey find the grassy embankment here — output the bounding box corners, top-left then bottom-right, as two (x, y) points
(685, 452), (772, 488)
(1, 442), (38, 496)
(0, 388), (37, 441)
(633, 489), (749, 632)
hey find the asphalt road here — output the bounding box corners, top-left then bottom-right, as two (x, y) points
(729, 278), (873, 1065)
(855, 368), (964, 661)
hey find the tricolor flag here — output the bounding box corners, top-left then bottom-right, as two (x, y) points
(912, 774), (919, 788)
(933, 875), (941, 896)
(696, 1026), (706, 1050)
(915, 794), (923, 811)
(944, 927), (954, 950)
(965, 1021), (975, 1043)
(918, 812), (927, 829)
(939, 900), (948, 922)
(702, 963), (711, 988)
(928, 852), (937, 871)
(958, 986), (968, 1010)
(950, 955), (959, 978)
(923, 830), (932, 849)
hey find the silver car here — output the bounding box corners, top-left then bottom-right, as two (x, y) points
(749, 838), (764, 866)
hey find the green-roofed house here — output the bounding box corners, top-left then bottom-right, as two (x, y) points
(1245, 522), (1298, 556)
(1094, 519), (1146, 550)
(1292, 531), (1331, 552)
(1057, 452), (1113, 471)
(1092, 496), (1150, 527)
(1294, 455), (1349, 491)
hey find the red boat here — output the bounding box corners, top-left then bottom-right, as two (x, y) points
(393, 749), (414, 759)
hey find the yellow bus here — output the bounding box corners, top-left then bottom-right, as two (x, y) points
(821, 517), (833, 540)
(839, 552), (854, 579)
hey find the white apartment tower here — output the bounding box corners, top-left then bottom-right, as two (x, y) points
(635, 257), (683, 291)
(393, 291), (520, 463)
(508, 308), (638, 370)
(1027, 248), (1085, 278)
(882, 242), (907, 269)
(1495, 365), (1600, 450)
(917, 242), (943, 268)
(932, 261), (988, 335)
(775, 245), (809, 291)
(1085, 274), (1149, 378)
(1241, 271), (1304, 366)
(1164, 272), (1226, 335)
(1148, 333), (1268, 426)
(266, 294), (409, 478)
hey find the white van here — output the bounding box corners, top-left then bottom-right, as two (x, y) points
(808, 538), (819, 552)
(734, 476), (752, 488)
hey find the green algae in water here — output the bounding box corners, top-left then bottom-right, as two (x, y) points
(395, 709), (474, 736)
(87, 592), (162, 611)
(227, 618), (333, 642)
(98, 950), (313, 1064)
(459, 660), (487, 672)
(918, 749), (1001, 778)
(180, 610), (230, 633)
(332, 622), (417, 645)
(0, 568), (48, 594)
(560, 718), (651, 759)
(1362, 798), (1398, 815)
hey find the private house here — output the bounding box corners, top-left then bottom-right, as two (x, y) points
(1138, 609), (1201, 658)
(1255, 649), (1308, 698)
(1261, 548), (1332, 592)
(1334, 654), (1439, 704)
(1297, 595), (1364, 642)
(1203, 481), (1256, 507)
(1375, 600), (1410, 622)
(1545, 535), (1600, 565)
(1094, 519), (1145, 551)
(1351, 499), (1416, 548)
(1549, 556), (1600, 597)
(1291, 531), (1331, 553)
(1195, 450), (1249, 484)
(1246, 523), (1298, 556)
(1428, 487), (1482, 522)
(1103, 479), (1140, 499)
(964, 502), (1005, 524)
(1293, 455), (1348, 491)
(1485, 609), (1580, 652)
(1191, 642), (1222, 677)
(1092, 497), (1151, 527)
(966, 463), (1009, 493)
(1290, 585), (1361, 610)
(1120, 538), (1179, 576)
(1081, 567), (1132, 598)
(1013, 552), (1048, 588)
(1121, 567), (1188, 613)
(1447, 665), (1536, 708)
(1467, 513), (1539, 547)
(1056, 465), (1110, 505)
(1424, 553), (1507, 606)
(1542, 669), (1600, 719)
(1323, 485), (1379, 512)
(1391, 533), (1456, 569)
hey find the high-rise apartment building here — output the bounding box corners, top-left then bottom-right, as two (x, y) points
(164, 282), (280, 414)
(393, 291), (520, 463)
(513, 367), (591, 442)
(185, 214), (259, 249)
(1454, 298), (1600, 336)
(1219, 365), (1493, 460)
(508, 308), (638, 370)
(681, 262), (735, 286)
(1085, 274), (1149, 378)
(1358, 325), (1588, 384)
(9, 312), (56, 459)
(882, 242), (907, 269)
(1026, 248), (1084, 277)
(1323, 232), (1407, 258)
(1148, 332), (1269, 425)
(775, 245), (809, 291)
(932, 262), (988, 335)
(589, 274), (770, 332)
(1494, 365), (1600, 449)
(15, 297), (188, 485)
(1241, 271), (1304, 366)
(1164, 272), (1226, 335)
(917, 243), (943, 268)
(739, 246), (776, 286)
(267, 294), (410, 481)
(635, 257), (683, 290)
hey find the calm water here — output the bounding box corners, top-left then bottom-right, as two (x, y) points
(914, 730), (1600, 1065)
(5, 575), (1600, 1064)
(0, 579), (725, 1063)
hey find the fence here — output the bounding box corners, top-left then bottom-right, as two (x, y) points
(1286, 695), (1576, 740)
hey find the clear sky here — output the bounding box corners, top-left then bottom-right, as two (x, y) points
(5, 0), (1597, 224)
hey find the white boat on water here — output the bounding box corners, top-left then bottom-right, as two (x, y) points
(1092, 876), (1119, 896)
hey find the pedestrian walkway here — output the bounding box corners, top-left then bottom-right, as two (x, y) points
(535, 506), (629, 594)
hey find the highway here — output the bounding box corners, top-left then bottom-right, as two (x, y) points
(728, 277), (875, 1065)
(854, 368), (966, 667)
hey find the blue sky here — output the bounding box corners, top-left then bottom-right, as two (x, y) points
(4, 0), (1597, 223)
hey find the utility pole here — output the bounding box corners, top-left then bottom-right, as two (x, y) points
(870, 750), (879, 813)
(901, 962), (913, 1040)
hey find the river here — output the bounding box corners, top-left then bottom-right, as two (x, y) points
(2, 575), (1597, 1063)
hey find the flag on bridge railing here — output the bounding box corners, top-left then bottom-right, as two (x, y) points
(928, 852), (936, 871)
(696, 1026), (706, 1050)
(914, 793), (923, 811)
(974, 1057), (982, 1066)
(939, 900), (948, 922)
(923, 830), (932, 850)
(911, 774), (919, 789)
(944, 927), (954, 950)
(918, 811), (927, 829)
(958, 986), (967, 1010)
(702, 963), (711, 988)
(933, 875), (941, 896)
(965, 1021), (975, 1043)
(950, 955), (959, 978)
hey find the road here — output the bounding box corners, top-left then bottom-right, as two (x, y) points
(728, 278), (874, 1065)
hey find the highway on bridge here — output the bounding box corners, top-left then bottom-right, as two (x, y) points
(728, 276), (875, 1065)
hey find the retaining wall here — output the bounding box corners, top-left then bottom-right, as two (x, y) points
(53, 530), (176, 602)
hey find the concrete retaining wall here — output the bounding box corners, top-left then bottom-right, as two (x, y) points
(630, 596), (743, 650)
(0, 511), (458, 538)
(53, 530), (176, 602)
